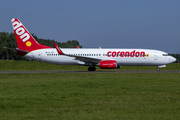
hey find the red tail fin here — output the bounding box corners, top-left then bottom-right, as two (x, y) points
(11, 18), (52, 51)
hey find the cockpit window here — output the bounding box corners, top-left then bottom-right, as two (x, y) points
(162, 54), (169, 56)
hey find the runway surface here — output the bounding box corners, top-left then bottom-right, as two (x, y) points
(0, 71), (179, 73)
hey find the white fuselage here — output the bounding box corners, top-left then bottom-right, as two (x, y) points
(24, 48), (176, 67)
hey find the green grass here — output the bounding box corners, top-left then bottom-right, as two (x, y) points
(0, 60), (179, 71)
(0, 73), (180, 119)
(0, 60), (180, 119)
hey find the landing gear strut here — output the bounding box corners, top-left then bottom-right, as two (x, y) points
(157, 65), (166, 71)
(88, 66), (96, 71)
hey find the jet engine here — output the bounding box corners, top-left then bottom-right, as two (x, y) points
(97, 60), (120, 69)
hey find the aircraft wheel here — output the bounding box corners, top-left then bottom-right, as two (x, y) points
(92, 67), (96, 71)
(88, 66), (96, 71)
(157, 68), (160, 71)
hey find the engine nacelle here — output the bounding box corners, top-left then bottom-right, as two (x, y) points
(97, 60), (119, 69)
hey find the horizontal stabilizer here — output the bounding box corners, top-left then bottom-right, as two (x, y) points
(5, 47), (29, 53)
(5, 47), (29, 56)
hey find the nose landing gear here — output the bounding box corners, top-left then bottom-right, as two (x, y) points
(157, 65), (166, 71)
(157, 68), (160, 71)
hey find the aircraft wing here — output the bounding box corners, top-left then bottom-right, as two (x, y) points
(54, 43), (101, 64)
(73, 55), (101, 63)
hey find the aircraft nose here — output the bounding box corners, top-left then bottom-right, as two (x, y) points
(171, 56), (176, 63)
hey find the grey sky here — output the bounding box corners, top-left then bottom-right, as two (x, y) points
(0, 0), (180, 53)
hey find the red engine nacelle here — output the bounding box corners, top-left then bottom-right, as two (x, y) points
(97, 60), (119, 69)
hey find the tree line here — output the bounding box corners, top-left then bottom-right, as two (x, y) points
(0, 32), (82, 60)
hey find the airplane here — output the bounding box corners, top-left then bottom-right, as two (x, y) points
(9, 18), (176, 71)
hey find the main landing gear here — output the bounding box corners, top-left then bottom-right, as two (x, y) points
(88, 66), (96, 71)
(157, 68), (160, 71)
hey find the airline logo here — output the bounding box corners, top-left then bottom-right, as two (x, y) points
(26, 41), (32, 47)
(107, 50), (149, 57)
(11, 18), (31, 47)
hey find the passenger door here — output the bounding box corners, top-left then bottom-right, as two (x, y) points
(154, 52), (158, 60)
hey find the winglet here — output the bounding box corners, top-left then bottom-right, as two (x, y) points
(54, 43), (65, 55)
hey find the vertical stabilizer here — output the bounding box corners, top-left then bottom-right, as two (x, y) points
(11, 18), (52, 51)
